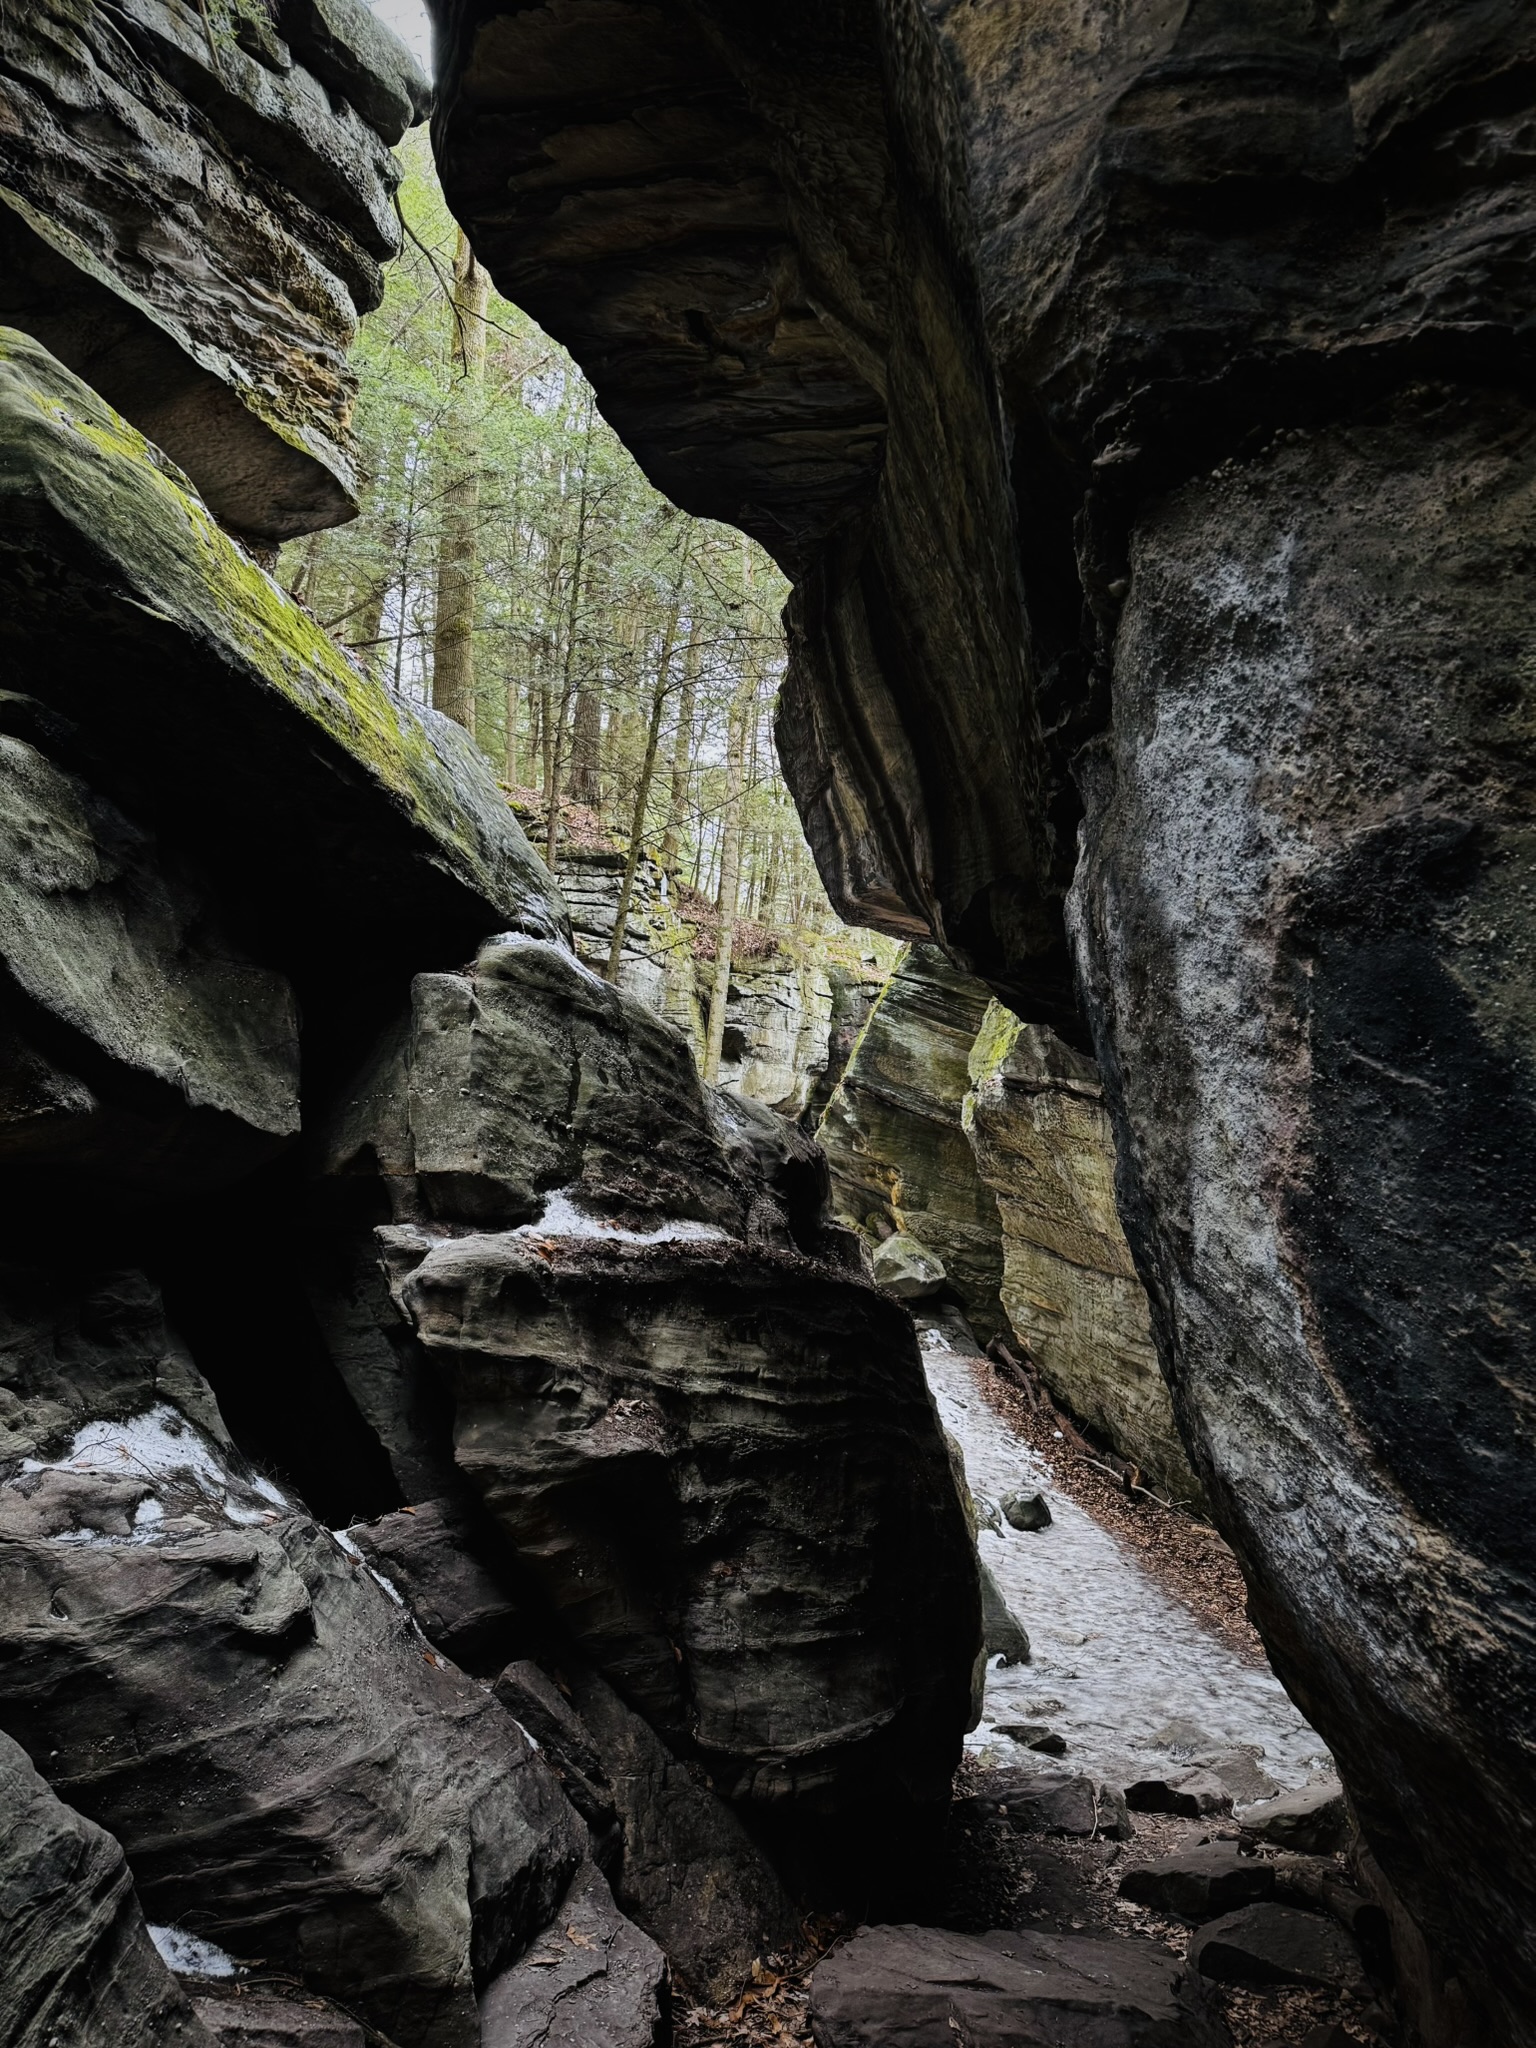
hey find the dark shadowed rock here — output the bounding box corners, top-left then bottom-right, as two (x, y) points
(1189, 1904), (1366, 1994)
(0, 1727), (212, 2048)
(1119, 1846), (1277, 1923)
(493, 1661), (620, 1859)
(1001, 1490), (1052, 1533)
(1242, 1781), (1350, 1855)
(323, 933), (980, 1831)
(962, 1769), (1132, 1843)
(191, 1993), (363, 2047)
(560, 1664), (796, 2003)
(347, 1498), (523, 1676)
(477, 1862), (667, 2048)
(1125, 1772), (1234, 1821)
(808, 1921), (1230, 2047)
(0, 1266), (586, 2048)
(979, 1559), (1030, 1667)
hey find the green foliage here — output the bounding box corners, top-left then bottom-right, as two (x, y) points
(279, 135), (844, 940)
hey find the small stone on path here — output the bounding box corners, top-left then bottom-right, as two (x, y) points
(1242, 1779), (1349, 1853)
(1002, 1489), (1052, 1531)
(1189, 1903), (1366, 1992)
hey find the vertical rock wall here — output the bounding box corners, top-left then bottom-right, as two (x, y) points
(818, 945), (1005, 1339)
(963, 1005), (1200, 1506)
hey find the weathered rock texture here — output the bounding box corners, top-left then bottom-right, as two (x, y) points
(963, 1003), (1198, 1503)
(0, 1265), (587, 2048)
(0, 0), (427, 538)
(0, 1725), (212, 2048)
(319, 935), (980, 1828)
(818, 944), (1004, 1337)
(428, 1), (1536, 2035)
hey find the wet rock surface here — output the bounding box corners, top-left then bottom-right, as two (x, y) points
(476, 1862), (668, 2048)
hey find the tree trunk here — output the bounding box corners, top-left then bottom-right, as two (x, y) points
(605, 599), (683, 981)
(702, 672), (755, 1084)
(566, 683), (602, 805)
(660, 623), (701, 870)
(431, 231), (490, 729)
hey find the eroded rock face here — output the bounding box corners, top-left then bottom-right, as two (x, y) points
(0, 0), (427, 536)
(320, 936), (979, 1833)
(818, 945), (1004, 1338)
(1071, 391), (1536, 2038)
(0, 1726), (212, 2048)
(426, 2), (1536, 2031)
(963, 1003), (1198, 1504)
(0, 1265), (587, 2048)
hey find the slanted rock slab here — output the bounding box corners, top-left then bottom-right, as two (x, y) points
(964, 1769), (1132, 1841)
(1189, 1904), (1367, 1993)
(872, 1232), (947, 1301)
(191, 1993), (364, 2046)
(979, 1559), (1030, 1666)
(808, 1921), (1230, 2046)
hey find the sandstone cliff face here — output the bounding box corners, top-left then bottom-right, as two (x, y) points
(963, 1004), (1199, 1507)
(426, 2), (1536, 2033)
(818, 944), (1005, 1339)
(0, 0), (427, 539)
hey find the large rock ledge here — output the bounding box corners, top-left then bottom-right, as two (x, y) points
(0, 331), (562, 1166)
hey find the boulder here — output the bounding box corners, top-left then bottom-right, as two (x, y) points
(0, 334), (563, 1178)
(1188, 1904), (1367, 1994)
(0, 0), (423, 536)
(477, 1862), (667, 2048)
(1119, 1846), (1277, 1923)
(492, 1661), (620, 1861)
(996, 1723), (1065, 1756)
(872, 1232), (947, 1301)
(1242, 1780), (1350, 1855)
(0, 724), (299, 1187)
(963, 1769), (1132, 1842)
(330, 935), (980, 1829)
(963, 1006), (1202, 1505)
(817, 948), (1007, 1336)
(0, 1726), (212, 2047)
(1001, 1490), (1052, 1532)
(979, 1561), (1030, 1667)
(0, 1265), (588, 2048)
(1124, 1771), (1234, 1820)
(807, 1922), (1229, 2047)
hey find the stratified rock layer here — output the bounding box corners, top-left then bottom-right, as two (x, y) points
(818, 945), (1004, 1338)
(0, 1727), (212, 2048)
(963, 1004), (1198, 1504)
(328, 937), (980, 1827)
(0, 0), (426, 536)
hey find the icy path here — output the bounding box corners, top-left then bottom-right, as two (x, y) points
(918, 1319), (1332, 1797)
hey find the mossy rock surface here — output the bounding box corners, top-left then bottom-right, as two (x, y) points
(0, 333), (564, 1038)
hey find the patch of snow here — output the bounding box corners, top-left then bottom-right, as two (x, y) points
(149, 1926), (239, 1979)
(24, 1405), (228, 1496)
(517, 1189), (729, 1247)
(20, 1405), (289, 1537)
(922, 1334), (1332, 1794)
